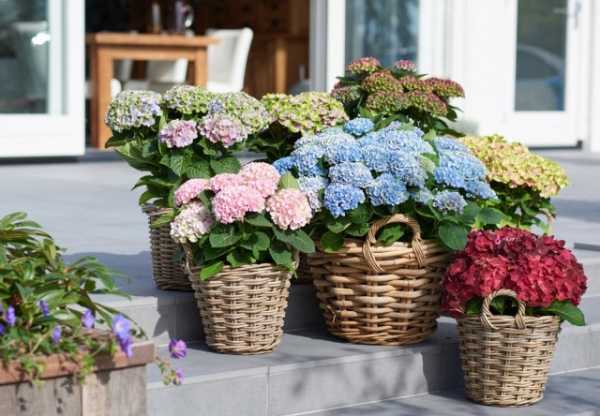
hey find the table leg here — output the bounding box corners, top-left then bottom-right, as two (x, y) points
(91, 48), (114, 149)
(192, 49), (207, 87)
(274, 37), (288, 93)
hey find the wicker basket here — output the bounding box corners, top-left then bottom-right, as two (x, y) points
(309, 214), (451, 346)
(458, 289), (561, 406)
(185, 252), (293, 354)
(142, 205), (190, 291)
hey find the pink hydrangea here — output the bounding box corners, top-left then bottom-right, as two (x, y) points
(197, 113), (248, 148)
(209, 173), (246, 193)
(175, 179), (210, 206)
(212, 185), (265, 224)
(266, 189), (313, 231)
(170, 202), (214, 243)
(159, 119), (198, 148)
(239, 162), (281, 198)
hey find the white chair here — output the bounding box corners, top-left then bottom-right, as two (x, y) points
(85, 60), (132, 99)
(206, 28), (253, 93)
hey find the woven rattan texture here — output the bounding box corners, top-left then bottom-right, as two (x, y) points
(143, 205), (190, 291)
(309, 214), (451, 346)
(458, 289), (560, 406)
(187, 261), (292, 354)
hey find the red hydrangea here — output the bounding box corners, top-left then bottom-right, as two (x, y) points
(346, 57), (381, 75)
(442, 228), (587, 316)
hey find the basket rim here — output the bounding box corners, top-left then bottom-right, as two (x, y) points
(315, 237), (445, 252)
(458, 314), (561, 324)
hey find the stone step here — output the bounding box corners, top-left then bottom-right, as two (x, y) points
(306, 367), (600, 416)
(144, 295), (600, 416)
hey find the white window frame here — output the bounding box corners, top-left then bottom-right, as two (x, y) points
(0, 0), (84, 158)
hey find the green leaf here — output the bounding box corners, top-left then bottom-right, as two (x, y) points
(464, 298), (482, 315)
(345, 223), (370, 237)
(320, 231), (344, 253)
(202, 246), (233, 262)
(543, 301), (586, 326)
(347, 204), (371, 224)
(210, 156), (241, 174)
(461, 203), (481, 225)
(209, 225), (241, 248)
(438, 222), (469, 251)
(138, 190), (156, 206)
(478, 207), (504, 226)
(245, 213), (273, 228)
(269, 241), (294, 268)
(198, 261), (224, 280)
(241, 231), (270, 252)
(150, 211), (175, 228)
(377, 224), (404, 246)
(273, 228), (315, 253)
(279, 172), (300, 190)
(185, 159), (211, 178)
(422, 129), (437, 142)
(226, 250), (254, 267)
(327, 218), (351, 234)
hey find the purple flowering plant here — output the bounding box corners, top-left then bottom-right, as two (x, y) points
(105, 87), (272, 216)
(0, 212), (184, 385)
(331, 57), (465, 136)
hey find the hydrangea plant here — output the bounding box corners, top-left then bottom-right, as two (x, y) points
(0, 213), (185, 385)
(249, 92), (349, 161)
(273, 118), (502, 251)
(105, 87), (273, 209)
(443, 228), (587, 325)
(461, 134), (569, 233)
(170, 162), (316, 279)
(331, 57), (464, 136)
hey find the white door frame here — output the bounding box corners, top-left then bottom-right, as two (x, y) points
(0, 0), (84, 158)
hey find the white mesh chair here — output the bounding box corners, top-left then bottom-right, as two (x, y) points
(206, 28), (253, 93)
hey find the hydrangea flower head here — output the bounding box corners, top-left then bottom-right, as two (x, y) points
(331, 83), (362, 107)
(424, 78), (465, 98)
(175, 179), (210, 206)
(361, 144), (389, 173)
(209, 173), (246, 193)
(365, 90), (409, 114)
(432, 191), (467, 214)
(212, 185), (265, 224)
(407, 91), (448, 117)
(162, 85), (214, 114)
(221, 92), (272, 133)
(393, 60), (417, 72)
(397, 76), (432, 92)
(346, 57), (381, 75)
(387, 152), (427, 187)
(323, 184), (365, 218)
(159, 119), (198, 149)
(105, 90), (162, 132)
(240, 162), (281, 198)
(366, 174), (408, 206)
(323, 142), (362, 164)
(298, 176), (329, 212)
(266, 188), (313, 230)
(361, 71), (401, 94)
(273, 156), (295, 175)
(170, 202), (214, 243)
(329, 162), (373, 188)
(197, 113), (249, 148)
(343, 117), (374, 136)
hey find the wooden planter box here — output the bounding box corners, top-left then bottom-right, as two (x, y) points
(0, 340), (154, 416)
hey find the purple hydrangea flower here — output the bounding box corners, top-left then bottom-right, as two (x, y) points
(105, 90), (162, 132)
(39, 300), (49, 317)
(168, 339), (187, 359)
(197, 113), (249, 148)
(51, 325), (62, 344)
(82, 309), (95, 329)
(5, 306), (16, 327)
(159, 119), (198, 149)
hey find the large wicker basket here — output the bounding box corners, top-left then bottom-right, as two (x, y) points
(142, 205), (190, 291)
(309, 214), (451, 346)
(185, 251), (293, 354)
(458, 289), (561, 406)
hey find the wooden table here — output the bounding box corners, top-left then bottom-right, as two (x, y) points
(86, 33), (217, 149)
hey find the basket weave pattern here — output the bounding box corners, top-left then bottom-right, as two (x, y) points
(143, 205), (190, 291)
(309, 214), (451, 346)
(458, 289), (560, 406)
(186, 259), (292, 354)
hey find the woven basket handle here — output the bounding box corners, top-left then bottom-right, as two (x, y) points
(362, 213), (425, 272)
(541, 208), (555, 235)
(181, 243), (194, 277)
(481, 289), (527, 330)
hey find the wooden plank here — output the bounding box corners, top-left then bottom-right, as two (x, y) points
(0, 384), (17, 415)
(104, 46), (199, 62)
(274, 37), (288, 93)
(192, 49), (208, 86)
(14, 377), (81, 416)
(106, 367), (147, 416)
(86, 33), (218, 47)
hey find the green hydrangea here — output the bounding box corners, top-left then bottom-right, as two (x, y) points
(461, 135), (568, 198)
(261, 92), (348, 135)
(162, 85), (214, 115)
(221, 92), (273, 134)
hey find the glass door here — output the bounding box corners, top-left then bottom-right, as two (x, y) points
(0, 0), (84, 158)
(503, 0), (582, 146)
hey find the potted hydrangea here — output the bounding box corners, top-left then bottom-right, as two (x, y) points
(0, 213), (184, 415)
(461, 134), (569, 233)
(104, 87), (272, 291)
(169, 162), (315, 354)
(331, 57), (464, 135)
(250, 92), (348, 161)
(273, 118), (500, 345)
(443, 228), (587, 406)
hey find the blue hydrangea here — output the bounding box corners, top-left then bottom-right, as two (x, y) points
(383, 121), (424, 138)
(105, 90), (162, 132)
(388, 152), (427, 188)
(357, 131), (381, 147)
(438, 151), (487, 180)
(433, 136), (470, 153)
(433, 166), (466, 189)
(292, 145), (327, 176)
(323, 184), (365, 218)
(412, 189), (434, 205)
(293, 133), (319, 149)
(464, 180), (497, 200)
(366, 174), (408, 206)
(323, 142), (363, 164)
(329, 162), (373, 188)
(361, 145), (389, 172)
(298, 176), (329, 211)
(432, 191), (467, 214)
(381, 129), (434, 154)
(273, 156), (295, 175)
(344, 117), (375, 136)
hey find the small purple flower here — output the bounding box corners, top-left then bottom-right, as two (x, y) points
(51, 326), (62, 344)
(39, 300), (49, 317)
(82, 309), (95, 329)
(118, 335), (134, 358)
(5, 306), (16, 327)
(159, 119), (198, 149)
(174, 368), (184, 385)
(112, 314), (131, 341)
(0, 323), (5, 335)
(168, 339), (187, 359)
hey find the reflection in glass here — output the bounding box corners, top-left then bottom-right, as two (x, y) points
(515, 0), (567, 111)
(345, 0), (419, 67)
(0, 0), (49, 114)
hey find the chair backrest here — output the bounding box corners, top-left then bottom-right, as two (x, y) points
(145, 30), (194, 84)
(206, 28), (253, 92)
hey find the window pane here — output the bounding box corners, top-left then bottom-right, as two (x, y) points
(0, 0), (49, 114)
(515, 0), (567, 111)
(345, 0), (419, 67)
